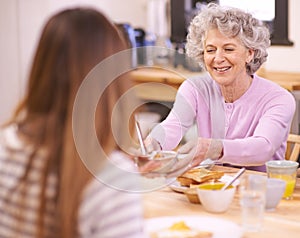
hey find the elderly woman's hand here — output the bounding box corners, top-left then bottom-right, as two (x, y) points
(178, 137), (223, 168)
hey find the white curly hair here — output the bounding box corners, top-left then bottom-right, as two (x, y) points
(185, 3), (271, 75)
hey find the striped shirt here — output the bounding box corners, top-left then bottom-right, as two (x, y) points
(0, 126), (146, 237)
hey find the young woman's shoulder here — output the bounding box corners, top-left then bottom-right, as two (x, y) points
(79, 150), (144, 237)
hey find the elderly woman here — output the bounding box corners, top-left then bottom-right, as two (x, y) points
(147, 3), (296, 172)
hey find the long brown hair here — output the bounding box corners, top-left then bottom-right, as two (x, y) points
(6, 8), (134, 237)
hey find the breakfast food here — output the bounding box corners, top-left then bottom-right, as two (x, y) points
(151, 221), (213, 238)
(177, 167), (224, 187)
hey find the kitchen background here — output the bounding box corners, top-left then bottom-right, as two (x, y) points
(0, 0), (299, 124)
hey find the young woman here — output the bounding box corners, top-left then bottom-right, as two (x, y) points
(0, 8), (144, 237)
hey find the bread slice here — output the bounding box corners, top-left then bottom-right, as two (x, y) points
(177, 168), (224, 187)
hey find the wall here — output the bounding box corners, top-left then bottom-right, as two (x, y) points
(0, 0), (299, 124)
(0, 0), (147, 124)
(0, 0), (21, 124)
(265, 0), (300, 72)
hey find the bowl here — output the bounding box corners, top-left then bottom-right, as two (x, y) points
(184, 188), (201, 204)
(196, 183), (236, 213)
(135, 150), (178, 174)
(265, 178), (286, 211)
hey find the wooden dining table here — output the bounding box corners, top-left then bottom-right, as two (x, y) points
(142, 165), (300, 238)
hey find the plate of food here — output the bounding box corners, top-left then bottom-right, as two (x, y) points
(168, 167), (239, 193)
(145, 215), (243, 238)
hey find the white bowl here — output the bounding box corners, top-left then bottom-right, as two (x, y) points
(135, 150), (178, 174)
(196, 183), (236, 213)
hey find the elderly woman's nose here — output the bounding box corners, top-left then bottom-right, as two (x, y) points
(214, 49), (225, 61)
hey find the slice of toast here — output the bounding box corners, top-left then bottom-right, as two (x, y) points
(177, 168), (224, 187)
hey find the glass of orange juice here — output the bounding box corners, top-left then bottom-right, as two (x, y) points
(265, 160), (299, 200)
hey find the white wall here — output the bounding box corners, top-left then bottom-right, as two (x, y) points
(0, 0), (21, 124)
(265, 0), (300, 72)
(0, 0), (147, 124)
(0, 0), (299, 124)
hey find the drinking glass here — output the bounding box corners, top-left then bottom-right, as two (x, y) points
(239, 174), (267, 232)
(265, 160), (299, 200)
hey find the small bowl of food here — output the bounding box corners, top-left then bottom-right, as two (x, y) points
(184, 187), (201, 204)
(196, 182), (236, 213)
(135, 150), (178, 175)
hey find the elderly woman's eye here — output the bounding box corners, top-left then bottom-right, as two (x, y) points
(205, 49), (215, 53)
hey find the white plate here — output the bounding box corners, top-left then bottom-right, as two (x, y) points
(144, 215), (243, 238)
(169, 174), (240, 193)
(168, 180), (188, 193)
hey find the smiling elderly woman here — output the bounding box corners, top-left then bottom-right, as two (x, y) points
(146, 3), (296, 172)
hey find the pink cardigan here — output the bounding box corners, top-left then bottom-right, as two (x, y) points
(150, 73), (296, 171)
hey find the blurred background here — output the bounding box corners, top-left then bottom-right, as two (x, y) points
(0, 0), (299, 125)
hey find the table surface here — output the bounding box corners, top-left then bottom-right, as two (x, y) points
(142, 165), (300, 238)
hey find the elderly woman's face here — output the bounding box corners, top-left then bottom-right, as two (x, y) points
(203, 28), (254, 86)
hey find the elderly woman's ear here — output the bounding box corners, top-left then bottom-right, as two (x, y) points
(246, 49), (255, 64)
